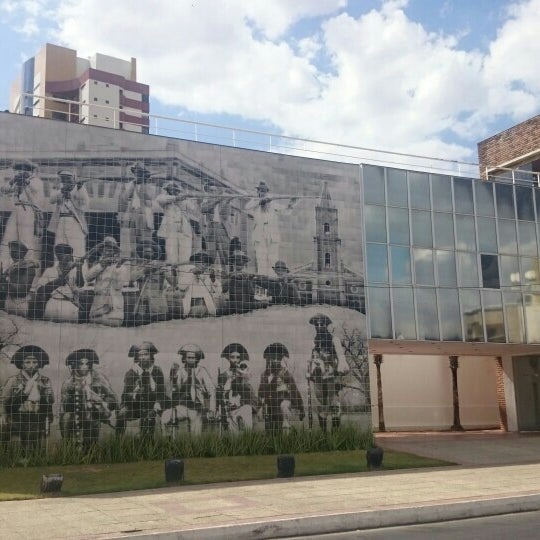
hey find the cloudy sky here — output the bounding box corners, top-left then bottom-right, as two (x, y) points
(1, 0), (539, 167)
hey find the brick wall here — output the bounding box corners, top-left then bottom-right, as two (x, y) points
(478, 114), (540, 178)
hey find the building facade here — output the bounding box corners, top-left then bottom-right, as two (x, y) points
(9, 43), (149, 133)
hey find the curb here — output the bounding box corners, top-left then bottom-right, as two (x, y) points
(112, 493), (540, 539)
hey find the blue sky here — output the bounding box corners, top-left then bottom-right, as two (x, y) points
(1, 0), (539, 166)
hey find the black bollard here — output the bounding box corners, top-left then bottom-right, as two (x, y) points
(277, 454), (295, 478)
(164, 459), (184, 483)
(40, 474), (63, 494)
(366, 446), (384, 469)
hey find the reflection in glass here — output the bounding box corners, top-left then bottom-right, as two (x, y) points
(500, 255), (520, 287)
(495, 183), (515, 220)
(413, 249), (435, 285)
(477, 217), (497, 252)
(365, 205), (387, 243)
(366, 243), (388, 283)
(455, 215), (476, 251)
(475, 181), (495, 217)
(436, 250), (457, 286)
(458, 252), (479, 287)
(409, 171), (430, 209)
(363, 165), (385, 204)
(498, 219), (518, 255)
(515, 185), (534, 221)
(525, 294), (540, 343)
(453, 178), (474, 214)
(390, 246), (412, 284)
(481, 254), (500, 289)
(438, 289), (463, 341)
(416, 288), (440, 340)
(431, 175), (453, 212)
(411, 210), (432, 248)
(388, 207), (410, 245)
(460, 290), (483, 342)
(482, 290), (505, 343)
(368, 286), (392, 339)
(387, 168), (408, 207)
(520, 257), (540, 287)
(503, 291), (524, 343)
(518, 221), (538, 257)
(392, 287), (416, 339)
(433, 213), (455, 250)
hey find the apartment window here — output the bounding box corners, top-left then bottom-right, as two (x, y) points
(93, 97), (98, 102)
(93, 81), (98, 85)
(106, 83), (109, 87)
(105, 100), (109, 104)
(93, 114), (98, 118)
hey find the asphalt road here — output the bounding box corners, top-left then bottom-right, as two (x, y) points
(282, 510), (540, 539)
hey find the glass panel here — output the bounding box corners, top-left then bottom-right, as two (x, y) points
(411, 210), (432, 248)
(477, 217), (497, 252)
(475, 181), (495, 217)
(460, 289), (484, 342)
(409, 171), (430, 209)
(515, 186), (535, 221)
(388, 207), (410, 245)
(453, 177), (474, 214)
(390, 246), (412, 284)
(518, 221), (538, 257)
(521, 257), (540, 286)
(500, 255), (520, 287)
(495, 183), (515, 219)
(535, 189), (540, 221)
(503, 292), (524, 343)
(416, 288), (440, 340)
(458, 252), (479, 287)
(431, 174), (453, 212)
(363, 165), (385, 204)
(455, 215), (476, 251)
(392, 287), (416, 339)
(436, 250), (457, 286)
(366, 243), (388, 283)
(368, 286), (392, 339)
(433, 212), (454, 250)
(413, 248), (435, 285)
(438, 289), (463, 341)
(481, 254), (500, 288)
(482, 290), (505, 343)
(525, 294), (540, 343)
(498, 219), (518, 255)
(386, 168), (408, 207)
(365, 205), (387, 243)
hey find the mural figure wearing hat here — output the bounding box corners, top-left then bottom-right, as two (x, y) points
(85, 237), (130, 326)
(178, 251), (223, 318)
(269, 260), (301, 305)
(257, 343), (304, 434)
(116, 342), (166, 438)
(0, 160), (44, 268)
(216, 343), (257, 432)
(156, 180), (194, 265)
(0, 345), (54, 451)
(118, 162), (155, 259)
(47, 170), (89, 258)
(30, 243), (85, 321)
(131, 239), (172, 324)
(1, 240), (40, 317)
(163, 343), (216, 435)
(60, 349), (118, 450)
(245, 181), (298, 278)
(221, 250), (262, 314)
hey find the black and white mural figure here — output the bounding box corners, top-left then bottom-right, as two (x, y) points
(0, 160), (43, 268)
(116, 342), (166, 437)
(245, 181), (298, 278)
(258, 343), (305, 434)
(0, 345), (54, 452)
(60, 349), (118, 450)
(268, 260), (301, 305)
(48, 170), (89, 259)
(164, 343), (216, 435)
(216, 343), (257, 432)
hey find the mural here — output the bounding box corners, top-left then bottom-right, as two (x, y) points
(0, 120), (368, 454)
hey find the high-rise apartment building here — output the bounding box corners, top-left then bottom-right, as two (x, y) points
(9, 43), (150, 133)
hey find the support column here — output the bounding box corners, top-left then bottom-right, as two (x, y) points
(495, 356), (508, 432)
(449, 355), (464, 431)
(374, 354), (386, 432)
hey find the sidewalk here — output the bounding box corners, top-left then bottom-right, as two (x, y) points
(1, 432), (540, 539)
